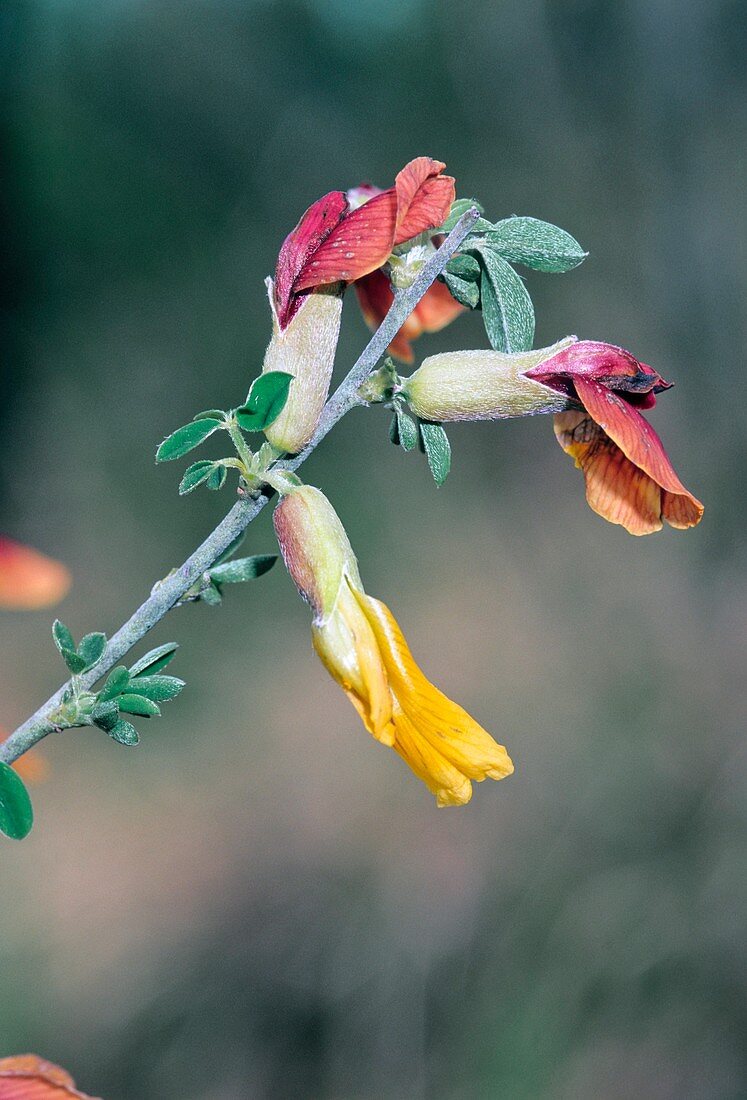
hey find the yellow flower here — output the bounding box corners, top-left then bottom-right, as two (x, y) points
(274, 486), (513, 806)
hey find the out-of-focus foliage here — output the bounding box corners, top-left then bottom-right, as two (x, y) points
(1, 1), (745, 1097)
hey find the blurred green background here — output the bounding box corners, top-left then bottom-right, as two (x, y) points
(2, 1), (745, 1097)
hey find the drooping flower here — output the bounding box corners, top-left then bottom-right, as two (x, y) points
(403, 338), (703, 536)
(262, 158), (456, 453)
(0, 536), (70, 610)
(0, 1054), (100, 1098)
(273, 485), (513, 806)
(354, 267), (463, 364)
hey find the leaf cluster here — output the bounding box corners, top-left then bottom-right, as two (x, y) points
(439, 201), (587, 353)
(389, 392), (451, 487)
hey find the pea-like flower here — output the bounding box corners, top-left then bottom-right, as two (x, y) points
(403, 338), (703, 536)
(262, 158), (456, 453)
(273, 485), (513, 806)
(0, 1054), (99, 1098)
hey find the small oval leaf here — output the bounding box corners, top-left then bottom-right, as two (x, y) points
(236, 372), (293, 431)
(116, 693), (161, 718)
(0, 762), (34, 840)
(209, 554), (277, 584)
(487, 217), (587, 273)
(129, 643), (179, 677)
(156, 419), (222, 463)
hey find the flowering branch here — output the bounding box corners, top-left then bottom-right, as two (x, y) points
(0, 206), (481, 769)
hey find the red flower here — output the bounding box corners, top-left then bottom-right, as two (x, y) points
(273, 157), (456, 336)
(524, 341), (703, 535)
(0, 537), (70, 610)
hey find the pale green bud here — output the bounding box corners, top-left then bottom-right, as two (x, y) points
(402, 337), (578, 422)
(273, 486), (361, 621)
(262, 280), (343, 454)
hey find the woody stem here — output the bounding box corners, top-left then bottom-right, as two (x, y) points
(0, 207), (481, 766)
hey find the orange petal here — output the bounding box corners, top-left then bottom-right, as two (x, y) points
(391, 706), (473, 807)
(573, 377), (703, 528)
(393, 157), (455, 245)
(354, 270), (463, 363)
(0, 538), (71, 610)
(554, 412), (692, 535)
(0, 1055), (99, 1098)
(294, 190), (398, 291)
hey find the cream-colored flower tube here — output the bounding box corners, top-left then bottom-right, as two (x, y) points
(261, 280), (343, 454)
(402, 337), (578, 421)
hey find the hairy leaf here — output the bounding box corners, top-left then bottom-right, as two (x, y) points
(129, 643), (179, 678)
(77, 632), (107, 669)
(129, 675), (185, 702)
(419, 422), (452, 486)
(156, 418), (222, 462)
(487, 217), (587, 273)
(210, 554), (277, 584)
(478, 247), (535, 352)
(117, 693), (161, 718)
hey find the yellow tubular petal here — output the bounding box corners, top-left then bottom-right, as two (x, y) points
(356, 593), (514, 784)
(312, 581), (393, 743)
(392, 706), (474, 806)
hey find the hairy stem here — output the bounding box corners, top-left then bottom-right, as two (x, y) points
(0, 207), (480, 765)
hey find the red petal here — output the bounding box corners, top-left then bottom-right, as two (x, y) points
(393, 157), (455, 245)
(526, 340), (670, 399)
(0, 537), (71, 610)
(274, 190), (348, 328)
(294, 190), (398, 291)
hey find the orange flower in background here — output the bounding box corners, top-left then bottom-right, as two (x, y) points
(274, 486), (513, 806)
(0, 1055), (100, 1098)
(0, 537), (70, 610)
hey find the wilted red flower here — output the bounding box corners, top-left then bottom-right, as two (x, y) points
(404, 338), (703, 536)
(525, 341), (704, 535)
(273, 157), (455, 332)
(0, 1055), (100, 1098)
(0, 537), (70, 610)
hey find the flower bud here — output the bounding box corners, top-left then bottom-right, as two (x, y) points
(402, 337), (577, 421)
(261, 280), (343, 454)
(272, 485), (360, 620)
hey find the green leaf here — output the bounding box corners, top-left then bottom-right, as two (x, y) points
(108, 720), (140, 746)
(206, 465), (227, 491)
(0, 762), (33, 840)
(419, 422), (451, 486)
(193, 408), (226, 421)
(77, 632), (107, 669)
(236, 372), (293, 432)
(98, 665), (131, 702)
(117, 693), (161, 718)
(487, 217), (587, 273)
(91, 699), (119, 731)
(53, 619), (75, 655)
(439, 198), (490, 234)
(199, 582), (223, 606)
(209, 554), (277, 584)
(60, 647), (88, 675)
(179, 460), (215, 495)
(129, 675), (185, 702)
(130, 643), (179, 678)
(156, 418), (222, 462)
(478, 248), (535, 353)
(445, 254), (481, 281)
(392, 403), (419, 452)
(443, 271), (480, 309)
